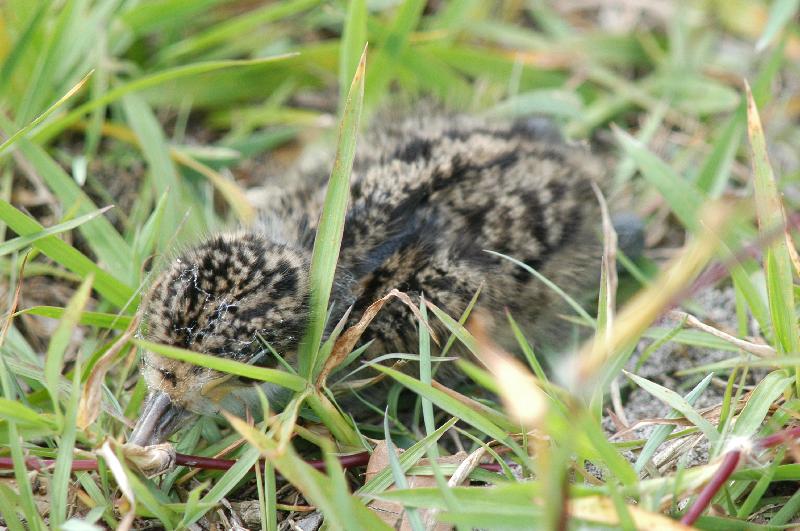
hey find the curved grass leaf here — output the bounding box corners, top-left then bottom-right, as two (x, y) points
(613, 126), (705, 233)
(0, 70), (92, 157)
(0, 200), (132, 308)
(44, 274), (93, 416)
(357, 417), (458, 496)
(156, 0), (320, 63)
(0, 206), (111, 257)
(33, 56), (296, 143)
(0, 398), (55, 428)
(373, 365), (511, 444)
(15, 306), (131, 330)
(634, 373), (713, 472)
(338, 0), (366, 112)
(227, 415), (392, 530)
(301, 45), (366, 378)
(745, 81), (799, 357)
(624, 370), (719, 445)
(486, 250), (595, 327)
(755, 0), (800, 51)
(135, 339), (307, 392)
(730, 371), (792, 441)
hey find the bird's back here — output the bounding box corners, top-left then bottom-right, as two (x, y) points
(322, 116), (604, 356)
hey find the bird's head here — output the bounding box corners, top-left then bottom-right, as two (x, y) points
(129, 232), (310, 446)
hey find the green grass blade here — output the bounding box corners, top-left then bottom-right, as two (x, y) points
(358, 417), (458, 496)
(373, 365), (512, 443)
(132, 190), (169, 280)
(120, 0), (228, 37)
(486, 250), (595, 327)
(156, 0), (320, 63)
(755, 0), (799, 51)
(418, 298), (436, 439)
(624, 370), (719, 445)
(32, 56), (296, 143)
(128, 474), (178, 529)
(14, 0), (82, 124)
(768, 482), (800, 525)
(134, 339), (307, 392)
(0, 397), (55, 428)
(304, 391), (363, 447)
(181, 445), (261, 527)
(576, 409), (638, 486)
(15, 306), (132, 330)
(364, 0), (426, 105)
(634, 373), (713, 472)
(301, 45), (366, 378)
(121, 93), (198, 241)
(0, 3), (47, 98)
(44, 274), (93, 414)
(745, 82), (799, 357)
(694, 110), (744, 198)
(5, 424), (45, 531)
(424, 300), (479, 355)
(383, 412), (425, 531)
(0, 199), (133, 308)
(339, 0), (367, 112)
(730, 371), (792, 441)
(506, 311), (548, 382)
(737, 448), (783, 518)
(322, 441), (359, 528)
(0, 70), (92, 157)
(50, 364), (81, 527)
(0, 206), (111, 257)
(0, 117), (135, 280)
(228, 416), (391, 530)
(0, 483), (25, 531)
(613, 126), (705, 233)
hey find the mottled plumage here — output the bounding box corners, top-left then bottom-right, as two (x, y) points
(130, 116), (603, 446)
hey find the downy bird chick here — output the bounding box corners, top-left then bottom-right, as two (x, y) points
(129, 116), (604, 446)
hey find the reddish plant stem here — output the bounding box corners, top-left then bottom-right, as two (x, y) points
(0, 450), (504, 474)
(680, 425), (800, 525)
(0, 457), (99, 471)
(681, 449), (741, 526)
(758, 426), (800, 449)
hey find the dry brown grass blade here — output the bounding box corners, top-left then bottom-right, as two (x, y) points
(77, 315), (140, 429)
(468, 311), (547, 428)
(365, 441), (463, 531)
(317, 289), (438, 387)
(786, 232), (800, 277)
(121, 442), (176, 478)
(0, 251), (30, 348)
(331, 359), (408, 394)
(570, 496), (694, 529)
(430, 380), (511, 426)
(97, 441), (136, 531)
(576, 201), (734, 386)
(669, 310), (776, 358)
(592, 181), (618, 335)
(592, 182), (628, 426)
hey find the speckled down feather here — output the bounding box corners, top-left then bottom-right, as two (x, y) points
(136, 115), (603, 424)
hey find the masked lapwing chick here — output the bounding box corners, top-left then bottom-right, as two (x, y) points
(129, 115), (604, 446)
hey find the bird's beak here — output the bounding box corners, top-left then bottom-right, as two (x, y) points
(128, 391), (194, 447)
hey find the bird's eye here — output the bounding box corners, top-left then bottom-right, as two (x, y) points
(159, 368), (177, 385)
